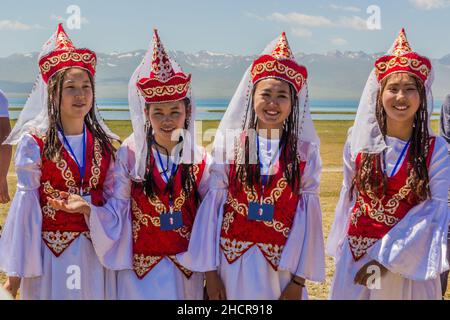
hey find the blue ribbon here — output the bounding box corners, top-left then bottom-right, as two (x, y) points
(155, 145), (178, 209)
(383, 140), (410, 178)
(58, 124), (86, 181)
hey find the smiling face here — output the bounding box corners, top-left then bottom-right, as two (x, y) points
(381, 72), (421, 128)
(253, 78), (292, 131)
(59, 68), (93, 126)
(146, 99), (187, 148)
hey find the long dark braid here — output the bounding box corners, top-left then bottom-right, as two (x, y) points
(351, 74), (431, 201)
(44, 69), (117, 162)
(142, 98), (200, 205)
(235, 82), (302, 192)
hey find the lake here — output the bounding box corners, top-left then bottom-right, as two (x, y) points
(7, 98), (443, 121)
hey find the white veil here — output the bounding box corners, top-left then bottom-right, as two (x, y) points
(128, 35), (200, 182)
(212, 35), (319, 164)
(4, 28), (118, 145)
(349, 33), (435, 160)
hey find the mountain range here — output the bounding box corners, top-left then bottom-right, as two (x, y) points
(1, 50), (450, 100)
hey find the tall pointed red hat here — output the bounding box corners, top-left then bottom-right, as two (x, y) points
(250, 32), (307, 94)
(137, 29), (191, 104)
(375, 28), (431, 83)
(38, 23), (97, 83)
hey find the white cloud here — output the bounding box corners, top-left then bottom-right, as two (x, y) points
(291, 28), (312, 38)
(329, 4), (361, 12)
(268, 12), (333, 27)
(265, 12), (369, 31)
(410, 0), (450, 9)
(331, 37), (348, 46)
(336, 16), (367, 30)
(0, 20), (43, 31)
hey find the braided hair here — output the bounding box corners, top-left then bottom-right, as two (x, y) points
(235, 81), (302, 192)
(142, 98), (200, 205)
(351, 74), (431, 202)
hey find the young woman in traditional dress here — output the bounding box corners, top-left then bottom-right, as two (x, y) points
(327, 28), (450, 300)
(0, 24), (118, 299)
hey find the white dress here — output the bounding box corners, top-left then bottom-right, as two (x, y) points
(327, 134), (450, 300)
(88, 134), (211, 300)
(0, 133), (115, 300)
(181, 136), (326, 300)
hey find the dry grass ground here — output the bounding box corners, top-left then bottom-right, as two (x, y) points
(1, 119), (448, 299)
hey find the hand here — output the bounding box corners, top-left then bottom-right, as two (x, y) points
(47, 191), (91, 217)
(280, 277), (304, 300)
(3, 277), (21, 299)
(354, 260), (388, 287)
(205, 271), (227, 300)
(0, 178), (10, 204)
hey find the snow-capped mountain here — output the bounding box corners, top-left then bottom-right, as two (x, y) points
(1, 50), (450, 100)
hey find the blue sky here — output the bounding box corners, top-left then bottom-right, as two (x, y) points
(1, 0), (450, 58)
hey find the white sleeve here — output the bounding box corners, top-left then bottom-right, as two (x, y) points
(177, 160), (229, 272)
(326, 137), (356, 257)
(367, 137), (450, 281)
(197, 151), (212, 199)
(279, 142), (326, 282)
(0, 134), (43, 277)
(88, 142), (133, 270)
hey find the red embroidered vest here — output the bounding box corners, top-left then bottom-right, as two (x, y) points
(220, 154), (306, 270)
(33, 129), (112, 257)
(130, 151), (206, 280)
(347, 137), (436, 261)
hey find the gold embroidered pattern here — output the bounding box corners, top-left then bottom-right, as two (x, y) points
(147, 188), (188, 214)
(222, 196), (290, 237)
(375, 57), (430, 80)
(348, 235), (378, 260)
(41, 181), (62, 220)
(224, 176), (291, 236)
(351, 175), (413, 227)
(192, 164), (200, 177)
(42, 231), (80, 255)
(85, 137), (103, 195)
(55, 157), (78, 194)
(174, 225), (191, 241)
(131, 163), (201, 240)
(242, 176), (289, 206)
(40, 51), (96, 75)
(262, 220), (290, 238)
(251, 60), (305, 88)
(222, 211), (235, 235)
(220, 237), (253, 262)
(226, 192), (248, 216)
(257, 243), (284, 267)
(243, 185), (258, 203)
(131, 198), (190, 242)
(140, 81), (190, 100)
(133, 254), (162, 278)
(168, 255), (193, 279)
(131, 199), (160, 242)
